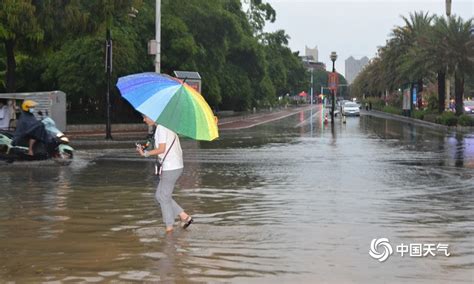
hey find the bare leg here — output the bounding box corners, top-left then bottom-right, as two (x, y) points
(28, 139), (36, 156)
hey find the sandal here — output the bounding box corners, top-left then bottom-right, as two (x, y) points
(181, 216), (194, 229)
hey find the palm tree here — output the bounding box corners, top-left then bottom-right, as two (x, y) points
(434, 16), (473, 115)
(369, 12), (435, 112)
(379, 39), (408, 91)
(424, 16), (453, 113)
(395, 12), (435, 107)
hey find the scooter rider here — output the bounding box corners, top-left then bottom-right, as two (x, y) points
(12, 100), (49, 156)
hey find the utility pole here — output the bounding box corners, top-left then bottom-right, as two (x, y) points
(144, 0), (161, 135)
(330, 52), (338, 124)
(155, 0), (161, 73)
(148, 0), (161, 73)
(105, 1), (113, 140)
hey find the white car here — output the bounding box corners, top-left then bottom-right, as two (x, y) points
(342, 102), (360, 116)
(464, 100), (474, 114)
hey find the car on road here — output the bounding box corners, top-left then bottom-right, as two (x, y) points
(324, 102), (340, 116)
(464, 100), (474, 114)
(338, 100), (351, 108)
(342, 102), (361, 116)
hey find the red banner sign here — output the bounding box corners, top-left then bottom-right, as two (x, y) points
(328, 72), (339, 91)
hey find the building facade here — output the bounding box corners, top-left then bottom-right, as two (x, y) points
(305, 45), (318, 62)
(345, 56), (369, 84)
(300, 45), (325, 71)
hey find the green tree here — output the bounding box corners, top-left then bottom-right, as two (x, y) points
(423, 17), (450, 113)
(163, 0), (245, 107)
(436, 16), (473, 115)
(262, 30), (289, 97)
(0, 44), (5, 91)
(40, 0), (149, 120)
(0, 0), (43, 92)
(161, 16), (198, 73)
(245, 0), (276, 35)
(1, 0), (310, 117)
(395, 12), (434, 89)
(262, 30), (307, 101)
(220, 63), (252, 110)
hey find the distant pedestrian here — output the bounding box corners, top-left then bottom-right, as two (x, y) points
(136, 115), (193, 233)
(417, 96), (423, 109)
(369, 101), (372, 111)
(365, 102), (369, 111)
(0, 99), (11, 130)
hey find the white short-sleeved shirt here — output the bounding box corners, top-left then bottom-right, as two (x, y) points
(154, 125), (183, 171)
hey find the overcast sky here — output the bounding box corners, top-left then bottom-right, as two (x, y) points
(263, 0), (473, 76)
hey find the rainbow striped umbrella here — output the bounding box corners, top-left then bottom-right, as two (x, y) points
(117, 72), (218, 141)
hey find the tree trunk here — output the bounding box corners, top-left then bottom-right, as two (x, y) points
(5, 39), (16, 93)
(417, 78), (423, 109)
(417, 78), (423, 92)
(454, 71), (464, 116)
(409, 83), (414, 117)
(437, 71), (446, 113)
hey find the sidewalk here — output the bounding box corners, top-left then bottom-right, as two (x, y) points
(66, 105), (317, 141)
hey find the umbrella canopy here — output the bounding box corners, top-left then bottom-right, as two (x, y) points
(298, 91), (308, 97)
(117, 72), (218, 141)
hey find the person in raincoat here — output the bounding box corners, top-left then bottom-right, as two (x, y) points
(12, 100), (49, 156)
(136, 115), (193, 233)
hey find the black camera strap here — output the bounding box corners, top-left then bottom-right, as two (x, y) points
(155, 135), (176, 174)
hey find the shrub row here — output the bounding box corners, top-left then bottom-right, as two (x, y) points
(379, 107), (474, 127)
(430, 112), (474, 127)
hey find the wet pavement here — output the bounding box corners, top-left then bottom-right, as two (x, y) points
(0, 106), (473, 283)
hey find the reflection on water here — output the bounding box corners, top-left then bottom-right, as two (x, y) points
(0, 109), (472, 282)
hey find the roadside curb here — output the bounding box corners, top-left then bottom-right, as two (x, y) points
(364, 110), (474, 134)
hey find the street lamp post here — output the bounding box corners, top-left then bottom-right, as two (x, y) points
(330, 52), (337, 72)
(330, 51), (338, 123)
(310, 68), (314, 106)
(444, 0), (452, 110)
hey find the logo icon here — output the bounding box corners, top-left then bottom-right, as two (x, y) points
(369, 238), (393, 262)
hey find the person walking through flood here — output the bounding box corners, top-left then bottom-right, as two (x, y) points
(136, 115), (193, 233)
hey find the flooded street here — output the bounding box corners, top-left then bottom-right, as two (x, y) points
(0, 108), (473, 283)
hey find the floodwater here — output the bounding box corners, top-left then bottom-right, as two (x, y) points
(0, 106), (473, 283)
